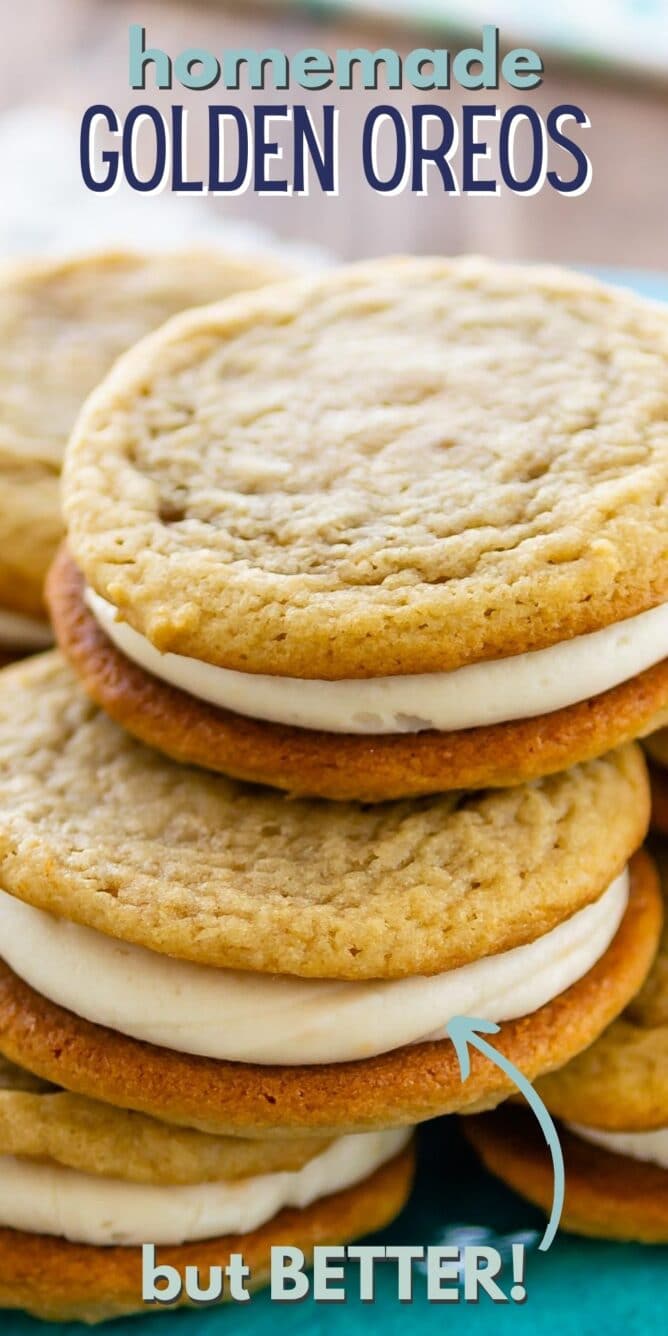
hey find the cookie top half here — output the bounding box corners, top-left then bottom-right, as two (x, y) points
(62, 256), (668, 678)
(0, 248), (291, 617)
(0, 654), (649, 979)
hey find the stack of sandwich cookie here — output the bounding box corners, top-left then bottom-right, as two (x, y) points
(464, 852), (668, 1243)
(0, 654), (660, 1138)
(0, 248), (290, 660)
(50, 257), (668, 801)
(0, 1055), (412, 1322)
(644, 730), (668, 834)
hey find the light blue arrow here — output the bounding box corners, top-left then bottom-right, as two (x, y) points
(447, 1015), (565, 1252)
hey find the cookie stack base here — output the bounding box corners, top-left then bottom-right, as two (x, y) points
(0, 1146), (414, 1324)
(464, 1108), (668, 1244)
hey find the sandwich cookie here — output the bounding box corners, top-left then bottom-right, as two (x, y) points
(0, 1058), (412, 1323)
(464, 851), (668, 1243)
(0, 654), (659, 1136)
(645, 730), (668, 834)
(52, 256), (668, 801)
(0, 248), (291, 652)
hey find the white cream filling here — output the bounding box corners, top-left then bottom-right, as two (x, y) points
(567, 1123), (668, 1170)
(0, 607), (52, 651)
(0, 871), (628, 1066)
(0, 1127), (409, 1247)
(87, 587), (668, 735)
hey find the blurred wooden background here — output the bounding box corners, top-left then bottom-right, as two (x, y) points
(3, 0), (667, 265)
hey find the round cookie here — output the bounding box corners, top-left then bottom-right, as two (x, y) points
(534, 848), (668, 1130)
(0, 653), (650, 979)
(0, 852), (659, 1136)
(55, 256), (668, 798)
(49, 549), (668, 802)
(464, 1107), (668, 1245)
(0, 1145), (414, 1323)
(0, 248), (291, 627)
(0, 1055), (330, 1185)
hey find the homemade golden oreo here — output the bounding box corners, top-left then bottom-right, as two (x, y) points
(0, 1145), (414, 1324)
(0, 1041), (412, 1323)
(0, 854), (658, 1137)
(466, 850), (668, 1243)
(0, 247), (290, 648)
(464, 1108), (668, 1245)
(0, 654), (659, 1135)
(54, 256), (668, 799)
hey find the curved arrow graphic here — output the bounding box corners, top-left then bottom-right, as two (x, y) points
(447, 1015), (565, 1252)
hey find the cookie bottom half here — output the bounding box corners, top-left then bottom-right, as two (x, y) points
(47, 551), (668, 802)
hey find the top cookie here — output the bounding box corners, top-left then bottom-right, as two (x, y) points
(0, 653), (649, 980)
(0, 248), (291, 618)
(62, 256), (668, 678)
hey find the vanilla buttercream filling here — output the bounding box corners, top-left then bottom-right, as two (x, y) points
(86, 587), (668, 734)
(0, 607), (52, 651)
(0, 871), (628, 1066)
(0, 1127), (409, 1247)
(567, 1123), (668, 1171)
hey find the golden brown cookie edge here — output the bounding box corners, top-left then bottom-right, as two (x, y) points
(47, 549), (668, 801)
(463, 1106), (668, 1244)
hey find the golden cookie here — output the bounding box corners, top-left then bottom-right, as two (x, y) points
(0, 852), (659, 1136)
(464, 1107), (668, 1244)
(0, 1145), (414, 1323)
(0, 1055), (329, 1186)
(0, 248), (291, 621)
(56, 256), (668, 798)
(0, 653), (650, 979)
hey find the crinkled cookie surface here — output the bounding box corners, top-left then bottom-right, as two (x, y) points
(0, 248), (290, 615)
(63, 256), (668, 676)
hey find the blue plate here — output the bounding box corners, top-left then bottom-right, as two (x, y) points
(3, 265), (667, 1335)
